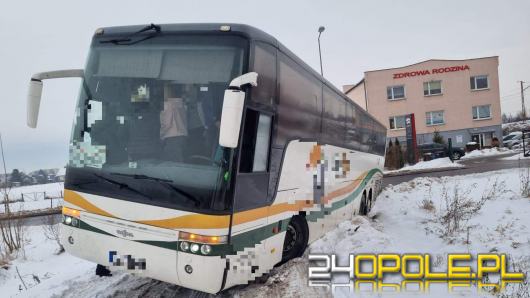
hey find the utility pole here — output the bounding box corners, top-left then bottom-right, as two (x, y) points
(0, 133), (7, 179)
(0, 133), (9, 198)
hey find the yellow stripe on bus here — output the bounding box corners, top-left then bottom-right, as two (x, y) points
(138, 214), (230, 229)
(64, 189), (114, 218)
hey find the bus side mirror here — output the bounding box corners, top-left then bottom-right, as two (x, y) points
(219, 72), (258, 148)
(26, 69), (84, 128)
(27, 80), (44, 128)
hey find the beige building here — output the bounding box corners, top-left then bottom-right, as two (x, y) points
(343, 56), (502, 148)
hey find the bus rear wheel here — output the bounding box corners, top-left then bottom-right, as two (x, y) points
(281, 216), (308, 263)
(359, 192), (368, 215)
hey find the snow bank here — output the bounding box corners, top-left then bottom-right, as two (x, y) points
(502, 152), (530, 160)
(502, 120), (530, 133)
(460, 147), (513, 160)
(384, 157), (464, 174)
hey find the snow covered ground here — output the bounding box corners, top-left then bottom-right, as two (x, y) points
(502, 152), (530, 161)
(1, 169), (528, 297)
(1, 183), (63, 214)
(460, 148), (514, 160)
(384, 157), (464, 175)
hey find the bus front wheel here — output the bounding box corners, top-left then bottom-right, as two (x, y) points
(96, 264), (112, 277)
(281, 216), (308, 263)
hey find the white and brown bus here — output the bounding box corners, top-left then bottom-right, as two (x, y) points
(26, 23), (386, 294)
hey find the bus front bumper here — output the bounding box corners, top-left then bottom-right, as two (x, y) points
(60, 223), (227, 294)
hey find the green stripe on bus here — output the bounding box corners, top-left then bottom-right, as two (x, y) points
(306, 168), (381, 222)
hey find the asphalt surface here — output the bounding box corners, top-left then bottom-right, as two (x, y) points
(383, 152), (530, 187)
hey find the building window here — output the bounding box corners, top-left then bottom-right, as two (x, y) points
(389, 115), (406, 129)
(470, 75), (489, 90)
(425, 110), (445, 126)
(387, 85), (405, 100)
(423, 80), (442, 96)
(472, 105), (491, 120)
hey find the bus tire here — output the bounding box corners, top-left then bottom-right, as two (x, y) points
(96, 264), (112, 277)
(359, 192), (368, 216)
(368, 189), (373, 213)
(281, 216), (308, 263)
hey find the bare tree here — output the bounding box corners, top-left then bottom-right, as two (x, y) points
(41, 215), (64, 254)
(0, 133), (24, 254)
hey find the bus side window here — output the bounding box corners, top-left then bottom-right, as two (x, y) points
(251, 43), (276, 105)
(239, 109), (272, 173)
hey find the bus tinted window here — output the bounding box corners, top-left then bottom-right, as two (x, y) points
(276, 53), (321, 146)
(251, 43), (276, 105)
(323, 87), (346, 146)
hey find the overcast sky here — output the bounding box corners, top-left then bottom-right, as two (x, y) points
(1, 0), (529, 172)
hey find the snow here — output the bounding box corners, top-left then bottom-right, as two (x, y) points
(501, 152), (530, 160)
(1, 169), (528, 297)
(502, 120), (530, 134)
(0, 225), (94, 297)
(384, 157), (464, 174)
(1, 183), (63, 214)
(460, 148), (514, 160)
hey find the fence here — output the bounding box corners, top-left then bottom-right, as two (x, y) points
(1, 190), (64, 213)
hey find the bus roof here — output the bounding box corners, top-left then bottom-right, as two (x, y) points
(97, 23), (385, 129)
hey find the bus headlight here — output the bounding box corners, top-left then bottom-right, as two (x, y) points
(200, 244), (212, 255)
(190, 243), (200, 253)
(64, 216), (72, 225)
(180, 241), (190, 251)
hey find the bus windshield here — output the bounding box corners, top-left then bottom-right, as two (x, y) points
(65, 34), (248, 213)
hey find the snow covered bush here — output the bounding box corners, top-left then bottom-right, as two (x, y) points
(519, 166), (530, 198)
(418, 198), (435, 212)
(41, 215), (64, 254)
(0, 193), (24, 254)
(434, 178), (505, 240)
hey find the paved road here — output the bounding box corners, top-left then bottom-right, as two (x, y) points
(383, 153), (530, 187)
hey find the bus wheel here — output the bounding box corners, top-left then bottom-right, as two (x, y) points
(281, 216), (308, 263)
(96, 264), (112, 277)
(367, 190), (373, 213)
(359, 192), (368, 215)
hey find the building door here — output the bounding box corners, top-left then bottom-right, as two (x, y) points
(471, 133), (493, 149)
(471, 134), (481, 147)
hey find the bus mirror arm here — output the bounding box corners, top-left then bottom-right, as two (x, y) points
(219, 72), (259, 148)
(27, 69), (84, 128)
(228, 72), (258, 89)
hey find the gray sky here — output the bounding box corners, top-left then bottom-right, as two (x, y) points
(1, 0), (529, 172)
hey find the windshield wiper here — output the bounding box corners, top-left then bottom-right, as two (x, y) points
(93, 173), (154, 201)
(100, 23), (161, 45)
(110, 173), (201, 207)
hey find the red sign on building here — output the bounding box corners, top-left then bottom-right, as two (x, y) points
(393, 65), (470, 79)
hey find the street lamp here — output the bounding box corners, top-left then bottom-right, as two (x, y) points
(318, 26), (325, 76)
